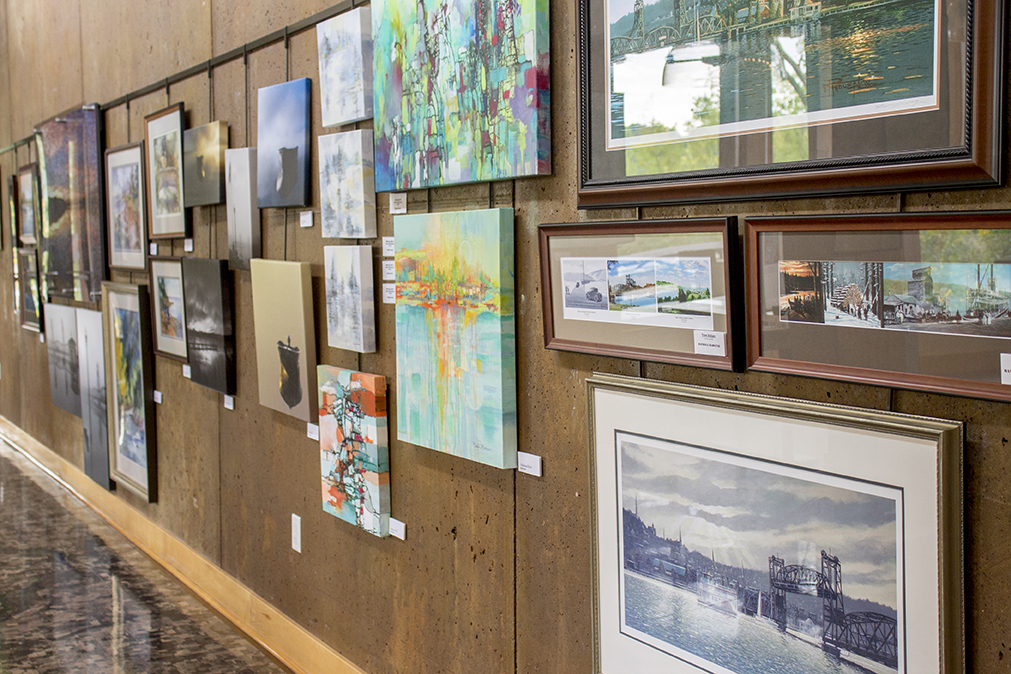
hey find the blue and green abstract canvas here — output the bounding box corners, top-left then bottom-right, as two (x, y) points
(394, 208), (517, 469)
(372, 0), (551, 190)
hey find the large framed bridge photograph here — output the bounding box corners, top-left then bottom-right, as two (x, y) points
(577, 0), (1004, 207)
(588, 373), (963, 674)
(746, 212), (1011, 401)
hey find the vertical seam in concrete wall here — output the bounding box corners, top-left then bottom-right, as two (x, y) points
(512, 470), (517, 674)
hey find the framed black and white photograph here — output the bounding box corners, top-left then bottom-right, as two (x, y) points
(181, 257), (235, 395)
(145, 103), (188, 239)
(17, 247), (41, 331)
(17, 163), (39, 245)
(588, 373), (963, 674)
(578, 0), (1004, 206)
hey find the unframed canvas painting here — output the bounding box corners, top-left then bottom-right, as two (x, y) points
(372, 0), (550, 190)
(319, 130), (376, 239)
(317, 7), (374, 126)
(257, 79), (311, 208)
(77, 307), (110, 490)
(394, 208), (517, 468)
(318, 365), (390, 537)
(36, 106), (107, 302)
(225, 148), (261, 270)
(250, 259), (317, 421)
(325, 245), (375, 353)
(182, 258), (235, 395)
(183, 121), (228, 207)
(44, 303), (82, 417)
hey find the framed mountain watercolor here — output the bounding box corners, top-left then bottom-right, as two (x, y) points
(145, 103), (188, 239)
(105, 142), (148, 271)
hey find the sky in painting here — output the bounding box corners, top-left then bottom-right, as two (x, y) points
(619, 435), (899, 608)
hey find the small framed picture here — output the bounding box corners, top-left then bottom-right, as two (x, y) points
(103, 281), (157, 502)
(17, 247), (41, 331)
(148, 256), (188, 361)
(747, 212), (1011, 401)
(17, 164), (40, 245)
(145, 103), (188, 239)
(588, 373), (963, 674)
(105, 142), (148, 270)
(539, 218), (743, 370)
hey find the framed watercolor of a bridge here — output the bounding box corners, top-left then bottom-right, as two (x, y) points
(577, 0), (1005, 207)
(538, 217), (744, 370)
(588, 373), (963, 674)
(746, 211), (1011, 401)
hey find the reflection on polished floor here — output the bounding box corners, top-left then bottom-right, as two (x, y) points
(0, 441), (288, 673)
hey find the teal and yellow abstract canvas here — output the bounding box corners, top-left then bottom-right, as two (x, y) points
(372, 0), (551, 191)
(318, 366), (390, 537)
(395, 208), (517, 469)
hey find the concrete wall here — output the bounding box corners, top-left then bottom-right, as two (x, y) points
(1, 1), (1009, 672)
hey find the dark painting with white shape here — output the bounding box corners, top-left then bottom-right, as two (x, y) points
(183, 121), (228, 207)
(44, 303), (81, 417)
(182, 258), (236, 395)
(256, 78), (311, 208)
(77, 307), (110, 490)
(225, 148), (260, 271)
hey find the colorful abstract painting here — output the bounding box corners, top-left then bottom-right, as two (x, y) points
(319, 130), (376, 239)
(372, 0), (551, 190)
(317, 7), (373, 127)
(325, 245), (375, 353)
(318, 366), (390, 537)
(394, 208), (517, 468)
(36, 106), (107, 302)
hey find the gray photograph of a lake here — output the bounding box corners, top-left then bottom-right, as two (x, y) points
(618, 433), (902, 674)
(182, 258), (235, 395)
(77, 308), (109, 489)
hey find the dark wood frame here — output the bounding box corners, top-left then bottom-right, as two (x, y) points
(144, 103), (190, 240)
(746, 211), (1011, 401)
(578, 0), (1006, 207)
(103, 281), (157, 502)
(539, 217), (744, 370)
(147, 255), (188, 362)
(16, 163), (40, 245)
(17, 247), (41, 331)
(104, 141), (149, 271)
(5, 173), (15, 252)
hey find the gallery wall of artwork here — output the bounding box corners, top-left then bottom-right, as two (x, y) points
(0, 1), (1008, 674)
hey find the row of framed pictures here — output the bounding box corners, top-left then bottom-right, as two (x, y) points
(540, 211), (1011, 401)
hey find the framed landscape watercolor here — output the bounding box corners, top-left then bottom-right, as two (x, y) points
(105, 142), (148, 271)
(36, 105), (107, 302)
(588, 373), (963, 674)
(395, 208), (517, 468)
(372, 0), (550, 190)
(145, 103), (188, 239)
(17, 248), (41, 331)
(578, 0), (1004, 206)
(747, 212), (1011, 401)
(148, 257), (188, 361)
(102, 282), (157, 502)
(16, 164), (39, 245)
(318, 365), (390, 537)
(539, 217), (742, 370)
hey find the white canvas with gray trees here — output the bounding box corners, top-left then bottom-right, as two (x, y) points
(319, 130), (376, 239)
(317, 7), (373, 126)
(325, 245), (376, 353)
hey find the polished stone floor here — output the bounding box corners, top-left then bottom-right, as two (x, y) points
(0, 441), (289, 673)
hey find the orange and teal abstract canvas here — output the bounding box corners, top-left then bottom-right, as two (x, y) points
(394, 208), (517, 469)
(318, 365), (390, 537)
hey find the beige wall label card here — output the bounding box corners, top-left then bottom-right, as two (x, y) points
(184, 238), (194, 252)
(389, 518), (406, 540)
(1002, 353), (1011, 385)
(383, 283), (397, 304)
(693, 330), (726, 357)
(307, 423), (319, 441)
(382, 259), (396, 281)
(300, 211), (313, 228)
(223, 395), (235, 410)
(149, 242), (158, 255)
(182, 364), (191, 378)
(382, 237), (395, 257)
(390, 193), (407, 214)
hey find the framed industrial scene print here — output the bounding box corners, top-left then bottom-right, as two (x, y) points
(103, 282), (157, 502)
(17, 247), (41, 331)
(148, 256), (188, 361)
(105, 142), (148, 271)
(540, 218), (743, 370)
(577, 0), (1004, 207)
(747, 212), (1011, 401)
(145, 103), (188, 239)
(588, 373), (963, 674)
(16, 164), (39, 245)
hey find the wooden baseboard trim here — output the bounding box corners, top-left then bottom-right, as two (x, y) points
(0, 417), (365, 674)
